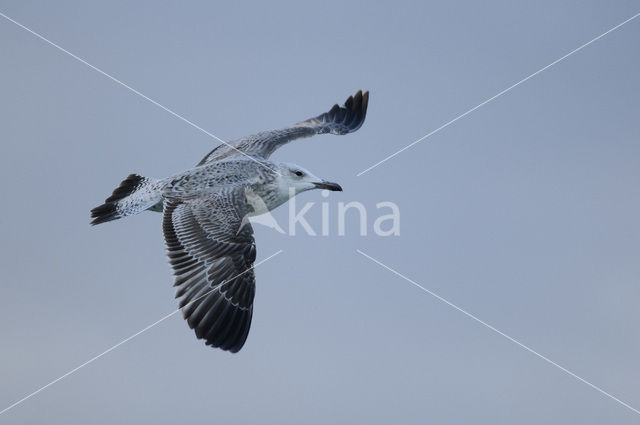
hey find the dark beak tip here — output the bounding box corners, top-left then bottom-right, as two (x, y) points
(315, 182), (343, 192)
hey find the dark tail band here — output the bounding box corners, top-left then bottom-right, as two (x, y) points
(90, 174), (145, 225)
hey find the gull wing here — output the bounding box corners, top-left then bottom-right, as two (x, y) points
(198, 90), (369, 165)
(162, 188), (256, 352)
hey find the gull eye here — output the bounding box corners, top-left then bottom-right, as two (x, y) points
(294, 170), (304, 177)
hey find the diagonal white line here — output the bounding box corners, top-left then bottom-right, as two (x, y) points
(0, 10), (280, 175)
(356, 249), (640, 416)
(357, 11), (640, 176)
(0, 250), (283, 417)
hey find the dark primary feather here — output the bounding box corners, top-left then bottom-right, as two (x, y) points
(197, 90), (369, 164)
(162, 189), (256, 352)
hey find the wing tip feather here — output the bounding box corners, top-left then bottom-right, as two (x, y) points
(320, 89), (369, 134)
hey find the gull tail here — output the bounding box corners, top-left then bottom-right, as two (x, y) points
(90, 174), (163, 225)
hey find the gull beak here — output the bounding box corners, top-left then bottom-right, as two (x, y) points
(313, 181), (343, 192)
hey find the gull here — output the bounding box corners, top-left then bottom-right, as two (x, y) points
(91, 90), (369, 352)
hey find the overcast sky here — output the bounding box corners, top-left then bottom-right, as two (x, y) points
(1, 1), (639, 424)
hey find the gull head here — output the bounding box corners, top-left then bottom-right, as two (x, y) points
(277, 162), (342, 196)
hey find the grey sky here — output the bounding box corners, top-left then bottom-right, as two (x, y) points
(0, 1), (639, 424)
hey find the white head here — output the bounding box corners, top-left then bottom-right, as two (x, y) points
(277, 162), (342, 196)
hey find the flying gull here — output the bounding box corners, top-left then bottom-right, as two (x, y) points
(91, 90), (369, 352)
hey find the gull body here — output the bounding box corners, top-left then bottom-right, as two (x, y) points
(161, 160), (338, 213)
(91, 91), (368, 352)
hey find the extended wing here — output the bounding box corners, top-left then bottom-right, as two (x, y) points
(198, 90), (369, 165)
(162, 188), (256, 352)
